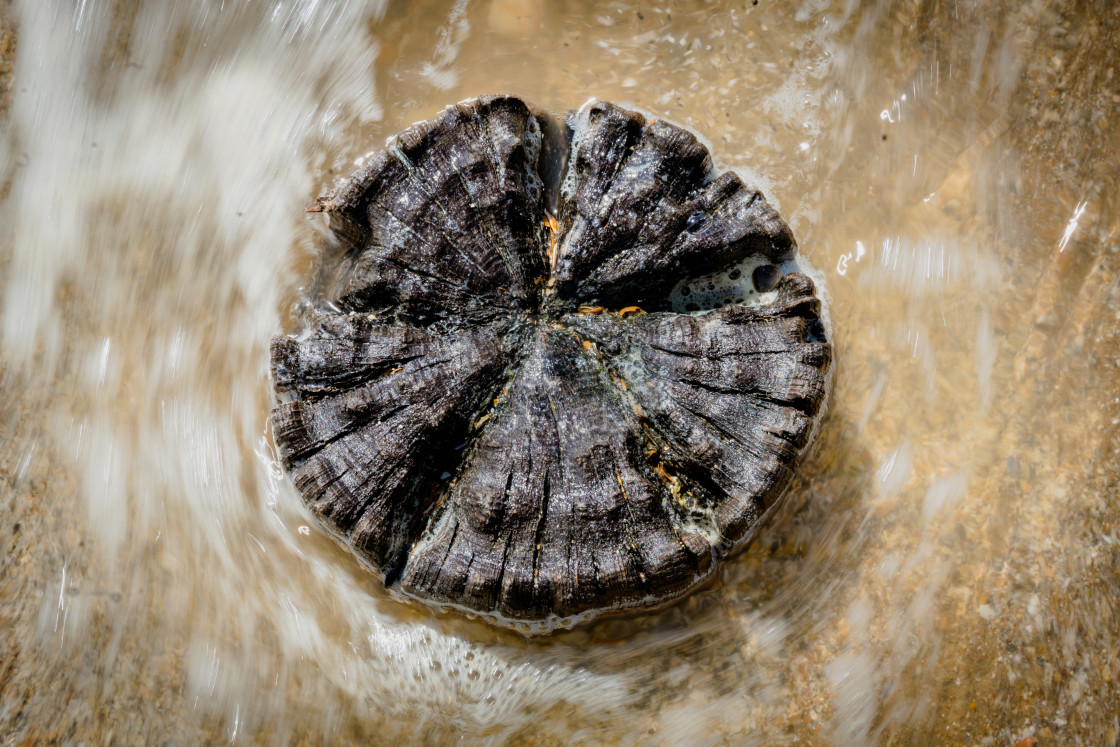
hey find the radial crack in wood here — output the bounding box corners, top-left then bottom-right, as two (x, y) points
(273, 319), (512, 572)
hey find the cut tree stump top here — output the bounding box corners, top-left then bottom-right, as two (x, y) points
(271, 96), (832, 634)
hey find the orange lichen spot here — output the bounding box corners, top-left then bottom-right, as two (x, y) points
(544, 212), (561, 276)
(618, 306), (644, 317)
(582, 340), (594, 350)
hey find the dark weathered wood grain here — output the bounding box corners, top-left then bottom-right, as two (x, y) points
(272, 96), (832, 631)
(400, 327), (713, 621)
(553, 102), (796, 310)
(272, 316), (512, 573)
(567, 273), (831, 555)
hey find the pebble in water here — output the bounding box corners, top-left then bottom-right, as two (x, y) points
(752, 264), (781, 292)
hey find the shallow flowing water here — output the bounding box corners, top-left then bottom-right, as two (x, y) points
(2, 0), (1118, 744)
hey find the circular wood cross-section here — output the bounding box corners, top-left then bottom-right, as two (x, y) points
(271, 96), (832, 633)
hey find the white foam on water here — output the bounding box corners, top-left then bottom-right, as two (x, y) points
(667, 254), (796, 313)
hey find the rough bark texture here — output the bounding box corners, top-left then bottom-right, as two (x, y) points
(272, 95), (832, 632)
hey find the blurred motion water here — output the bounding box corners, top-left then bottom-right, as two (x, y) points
(2, 0), (1118, 744)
